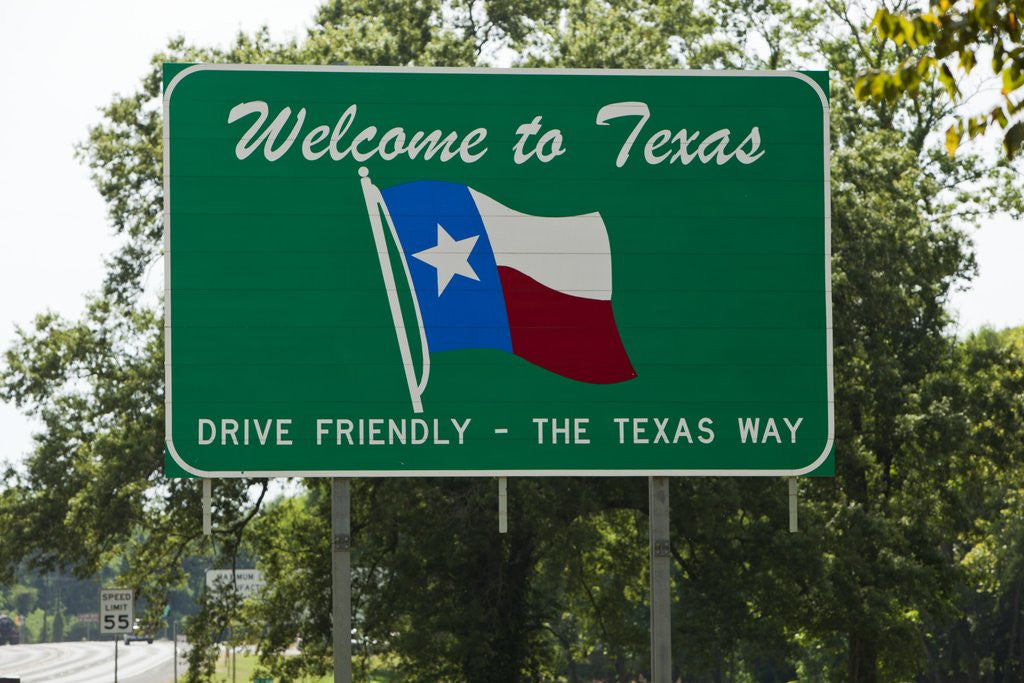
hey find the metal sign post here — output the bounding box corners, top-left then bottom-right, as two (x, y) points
(649, 477), (671, 682)
(498, 477), (508, 534)
(332, 478), (352, 683)
(788, 476), (799, 532)
(202, 479), (212, 536)
(100, 588), (133, 683)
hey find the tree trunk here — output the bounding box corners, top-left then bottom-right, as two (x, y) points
(1006, 582), (1022, 682)
(848, 631), (878, 683)
(461, 525), (536, 683)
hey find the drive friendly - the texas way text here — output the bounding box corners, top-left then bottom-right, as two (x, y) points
(195, 416), (805, 447)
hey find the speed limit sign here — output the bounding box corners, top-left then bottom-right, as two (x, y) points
(99, 588), (134, 634)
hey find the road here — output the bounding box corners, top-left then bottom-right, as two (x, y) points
(0, 640), (183, 683)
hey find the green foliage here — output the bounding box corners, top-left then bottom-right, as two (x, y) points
(2, 584), (38, 616)
(23, 608), (45, 644)
(921, 327), (1024, 679)
(705, 0), (825, 69)
(858, 0), (1024, 157)
(315, 0), (437, 65)
(242, 488), (334, 681)
(51, 603), (65, 642)
(65, 617), (92, 642)
(0, 300), (164, 577)
(516, 0), (703, 69)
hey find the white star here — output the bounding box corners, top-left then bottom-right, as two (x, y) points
(412, 224), (480, 296)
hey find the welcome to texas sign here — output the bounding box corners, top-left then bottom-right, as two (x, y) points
(162, 65), (833, 477)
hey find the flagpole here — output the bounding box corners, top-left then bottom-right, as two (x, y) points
(358, 167), (430, 413)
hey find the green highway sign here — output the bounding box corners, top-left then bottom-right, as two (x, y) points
(163, 65), (832, 477)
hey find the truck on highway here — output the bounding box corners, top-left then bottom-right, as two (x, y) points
(0, 613), (19, 645)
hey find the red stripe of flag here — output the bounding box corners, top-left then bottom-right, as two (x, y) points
(497, 266), (636, 384)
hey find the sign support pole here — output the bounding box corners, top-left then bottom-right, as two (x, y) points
(498, 477), (508, 534)
(649, 476), (671, 683)
(788, 477), (799, 532)
(331, 478), (352, 683)
(202, 479), (212, 536)
(115, 637), (119, 683)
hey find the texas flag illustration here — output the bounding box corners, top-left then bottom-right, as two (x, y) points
(360, 171), (635, 411)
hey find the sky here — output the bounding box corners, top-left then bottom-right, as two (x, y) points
(0, 0), (323, 468)
(0, 1), (1021, 469)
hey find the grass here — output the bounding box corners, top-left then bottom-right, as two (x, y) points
(211, 650), (329, 682)
(211, 650), (396, 682)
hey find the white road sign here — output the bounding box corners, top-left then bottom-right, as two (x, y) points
(99, 588), (134, 634)
(206, 569), (264, 599)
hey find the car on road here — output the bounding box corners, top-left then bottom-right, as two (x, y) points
(123, 618), (154, 645)
(0, 613), (19, 645)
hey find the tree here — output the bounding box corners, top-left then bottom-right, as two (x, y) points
(914, 326), (1024, 679)
(51, 601), (64, 643)
(857, 0), (1024, 157)
(790, 3), (1001, 680)
(9, 584), (38, 617)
